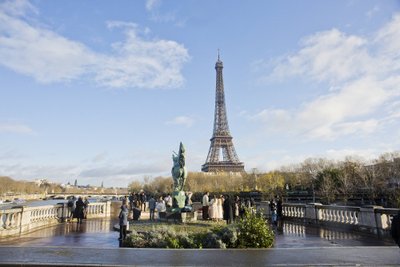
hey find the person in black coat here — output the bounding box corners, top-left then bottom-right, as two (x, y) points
(277, 198), (283, 220)
(391, 210), (400, 248)
(74, 197), (85, 224)
(223, 195), (233, 224)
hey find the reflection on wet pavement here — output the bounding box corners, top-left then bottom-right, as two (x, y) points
(273, 221), (394, 248)
(0, 218), (395, 248)
(0, 218), (120, 248)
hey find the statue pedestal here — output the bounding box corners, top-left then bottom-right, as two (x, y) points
(172, 191), (186, 209)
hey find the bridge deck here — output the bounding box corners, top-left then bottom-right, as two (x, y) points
(0, 245), (399, 266)
(0, 216), (398, 266)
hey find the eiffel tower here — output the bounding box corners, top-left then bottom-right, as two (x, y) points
(202, 53), (245, 173)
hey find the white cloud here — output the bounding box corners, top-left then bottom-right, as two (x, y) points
(244, 147), (383, 173)
(0, 154), (172, 187)
(266, 29), (372, 84)
(366, 5), (380, 18)
(374, 14), (400, 59)
(145, 0), (161, 11)
(0, 1), (189, 89)
(92, 152), (108, 163)
(0, 123), (33, 134)
(165, 116), (195, 127)
(251, 14), (400, 140)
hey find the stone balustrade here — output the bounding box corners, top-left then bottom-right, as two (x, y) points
(0, 201), (111, 237)
(257, 201), (399, 237)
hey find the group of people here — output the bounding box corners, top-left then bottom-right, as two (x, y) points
(67, 196), (90, 224)
(128, 191), (147, 212)
(147, 192), (193, 221)
(202, 192), (249, 224)
(118, 191), (194, 240)
(118, 190), (400, 248)
(122, 192), (194, 223)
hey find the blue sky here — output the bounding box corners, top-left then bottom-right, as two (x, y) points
(1, 0), (400, 187)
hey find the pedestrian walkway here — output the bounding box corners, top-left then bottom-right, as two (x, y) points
(0, 215), (398, 266)
(0, 245), (399, 266)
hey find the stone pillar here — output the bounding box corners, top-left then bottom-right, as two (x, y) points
(105, 201), (111, 217)
(258, 201), (270, 217)
(305, 203), (322, 223)
(359, 205), (381, 234)
(57, 203), (67, 222)
(314, 203), (323, 223)
(18, 206), (30, 234)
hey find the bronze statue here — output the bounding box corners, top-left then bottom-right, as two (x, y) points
(171, 142), (187, 192)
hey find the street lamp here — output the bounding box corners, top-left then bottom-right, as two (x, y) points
(309, 170), (316, 203)
(312, 183), (315, 203)
(285, 183), (289, 203)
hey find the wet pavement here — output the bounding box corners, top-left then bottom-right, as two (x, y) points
(0, 217), (395, 248)
(0, 218), (119, 248)
(0, 245), (399, 266)
(274, 221), (395, 247)
(0, 216), (399, 266)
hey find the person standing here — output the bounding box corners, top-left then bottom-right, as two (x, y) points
(83, 197), (90, 219)
(202, 192), (210, 220)
(209, 195), (218, 221)
(148, 195), (156, 221)
(139, 192), (146, 212)
(269, 198), (277, 225)
(277, 197), (283, 220)
(185, 192), (193, 206)
(156, 197), (166, 221)
(217, 195), (224, 221)
(118, 200), (129, 240)
(223, 195), (233, 224)
(233, 196), (240, 221)
(164, 194), (173, 209)
(67, 196), (76, 223)
(74, 197), (85, 224)
(391, 210), (400, 248)
(128, 192), (134, 210)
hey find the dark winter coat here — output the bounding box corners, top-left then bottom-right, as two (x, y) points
(391, 212), (400, 247)
(74, 198), (85, 219)
(223, 196), (233, 222)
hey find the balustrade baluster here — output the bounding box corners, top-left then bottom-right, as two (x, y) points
(353, 211), (358, 225)
(339, 210), (345, 223)
(333, 209), (338, 222)
(349, 211), (354, 224)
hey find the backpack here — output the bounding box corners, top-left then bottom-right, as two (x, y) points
(67, 201), (73, 208)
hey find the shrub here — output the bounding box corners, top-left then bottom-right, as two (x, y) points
(123, 212), (274, 249)
(124, 230), (146, 248)
(236, 208), (274, 248)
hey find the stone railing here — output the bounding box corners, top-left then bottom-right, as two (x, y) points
(0, 201), (111, 237)
(257, 201), (399, 236)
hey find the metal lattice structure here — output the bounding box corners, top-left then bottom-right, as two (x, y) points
(202, 54), (245, 173)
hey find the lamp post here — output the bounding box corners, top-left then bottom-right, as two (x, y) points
(312, 182), (315, 203)
(310, 170), (316, 203)
(285, 183), (289, 203)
